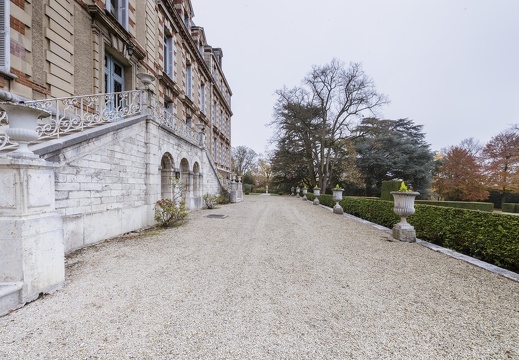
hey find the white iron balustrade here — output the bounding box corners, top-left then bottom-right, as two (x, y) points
(0, 90), (205, 152)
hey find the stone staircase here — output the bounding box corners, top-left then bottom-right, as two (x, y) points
(0, 282), (23, 316)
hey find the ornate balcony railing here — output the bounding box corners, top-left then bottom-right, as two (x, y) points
(150, 97), (200, 144)
(0, 89), (204, 152)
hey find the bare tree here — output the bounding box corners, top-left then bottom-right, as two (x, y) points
(231, 146), (257, 175)
(270, 59), (388, 192)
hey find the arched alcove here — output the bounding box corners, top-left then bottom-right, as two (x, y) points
(160, 153), (174, 199)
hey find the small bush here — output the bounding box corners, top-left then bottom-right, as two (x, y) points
(154, 199), (187, 227)
(217, 187), (231, 204)
(203, 193), (218, 209)
(502, 203), (519, 213)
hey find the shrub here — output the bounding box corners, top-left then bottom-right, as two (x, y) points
(502, 203), (519, 213)
(217, 186), (231, 204)
(380, 181), (402, 201)
(154, 199), (187, 227)
(243, 183), (252, 193)
(319, 196), (519, 273)
(203, 193), (218, 209)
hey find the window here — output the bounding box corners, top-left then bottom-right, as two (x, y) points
(164, 34), (174, 78)
(200, 84), (205, 113)
(185, 64), (192, 99)
(186, 117), (192, 128)
(0, 0), (9, 72)
(166, 101), (174, 113)
(107, 0), (128, 30)
(184, 13), (190, 32)
(105, 53), (124, 93)
(213, 138), (217, 162)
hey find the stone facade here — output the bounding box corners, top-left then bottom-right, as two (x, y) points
(0, 0), (232, 314)
(1, 0), (232, 178)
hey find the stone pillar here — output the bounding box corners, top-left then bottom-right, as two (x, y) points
(237, 176), (243, 202)
(0, 156), (64, 304)
(229, 177), (237, 203)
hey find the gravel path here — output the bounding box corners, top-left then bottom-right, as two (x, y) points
(1, 195), (518, 359)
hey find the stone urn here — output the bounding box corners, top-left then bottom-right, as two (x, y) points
(390, 191), (419, 242)
(1, 102), (50, 156)
(313, 188), (321, 205)
(332, 187), (344, 214)
(296, 186), (300, 197)
(302, 188), (308, 200)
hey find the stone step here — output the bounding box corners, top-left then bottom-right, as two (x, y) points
(0, 282), (23, 316)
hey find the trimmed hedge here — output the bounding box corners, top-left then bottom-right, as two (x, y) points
(380, 181), (402, 201)
(314, 196), (519, 273)
(502, 203), (519, 213)
(415, 200), (494, 212)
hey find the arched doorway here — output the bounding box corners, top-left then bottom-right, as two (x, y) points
(160, 153), (174, 199)
(180, 158), (190, 201)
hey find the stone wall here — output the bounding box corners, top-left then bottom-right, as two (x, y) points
(33, 115), (221, 253)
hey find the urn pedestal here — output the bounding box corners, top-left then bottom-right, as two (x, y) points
(332, 188), (344, 214)
(313, 188), (321, 205)
(391, 191), (419, 242)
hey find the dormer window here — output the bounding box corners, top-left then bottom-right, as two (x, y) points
(107, 0), (128, 30)
(184, 13), (191, 32)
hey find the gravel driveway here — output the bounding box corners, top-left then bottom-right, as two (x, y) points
(1, 195), (518, 359)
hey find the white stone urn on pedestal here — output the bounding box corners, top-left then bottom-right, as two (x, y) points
(0, 102), (50, 156)
(332, 186), (344, 214)
(313, 187), (321, 205)
(296, 186), (300, 197)
(302, 188), (308, 200)
(390, 190), (419, 242)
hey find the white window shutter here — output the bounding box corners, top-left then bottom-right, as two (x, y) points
(0, 0), (10, 71)
(119, 0), (128, 30)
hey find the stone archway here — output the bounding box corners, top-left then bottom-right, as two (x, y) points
(160, 153), (174, 200)
(180, 158), (190, 202)
(193, 162), (200, 198)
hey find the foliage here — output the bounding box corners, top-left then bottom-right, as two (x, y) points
(203, 193), (218, 209)
(502, 203), (519, 213)
(486, 189), (519, 208)
(380, 181), (401, 201)
(415, 200), (494, 212)
(231, 146), (257, 175)
(353, 118), (434, 197)
(217, 186), (231, 204)
(269, 60), (388, 193)
(154, 198), (187, 227)
(482, 128), (519, 200)
(320, 196), (519, 272)
(434, 146), (488, 201)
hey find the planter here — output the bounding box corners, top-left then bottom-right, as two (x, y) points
(136, 72), (155, 86)
(313, 188), (320, 205)
(390, 191), (419, 242)
(302, 188), (307, 200)
(1, 103), (50, 156)
(296, 187), (300, 197)
(332, 188), (344, 214)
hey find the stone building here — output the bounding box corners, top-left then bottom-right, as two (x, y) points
(0, 0), (233, 314)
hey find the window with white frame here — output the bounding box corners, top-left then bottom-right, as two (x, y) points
(185, 63), (192, 99)
(213, 138), (217, 162)
(107, 0), (128, 30)
(0, 0), (10, 72)
(164, 34), (174, 78)
(200, 84), (205, 113)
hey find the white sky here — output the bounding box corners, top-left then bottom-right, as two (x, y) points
(193, 0), (519, 155)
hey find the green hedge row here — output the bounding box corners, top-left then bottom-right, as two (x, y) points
(502, 203), (519, 213)
(415, 200), (494, 212)
(311, 195), (519, 273)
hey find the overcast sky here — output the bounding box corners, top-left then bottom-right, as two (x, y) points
(193, 0), (519, 155)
